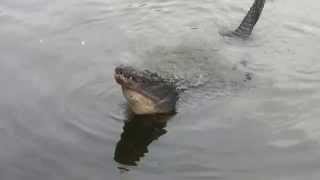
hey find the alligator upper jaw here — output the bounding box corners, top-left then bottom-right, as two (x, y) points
(114, 73), (126, 85)
(114, 73), (160, 102)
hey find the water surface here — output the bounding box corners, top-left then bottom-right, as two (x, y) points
(1, 0), (320, 179)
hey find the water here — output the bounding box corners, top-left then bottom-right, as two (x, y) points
(1, 0), (320, 179)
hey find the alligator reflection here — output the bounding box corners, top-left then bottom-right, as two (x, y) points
(114, 113), (172, 166)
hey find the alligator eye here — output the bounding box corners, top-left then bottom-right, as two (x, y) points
(129, 76), (135, 81)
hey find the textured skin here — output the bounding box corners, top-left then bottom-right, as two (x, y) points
(234, 0), (266, 38)
(223, 0), (266, 38)
(114, 0), (266, 114)
(115, 65), (178, 114)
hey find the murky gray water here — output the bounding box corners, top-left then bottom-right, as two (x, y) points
(1, 0), (320, 179)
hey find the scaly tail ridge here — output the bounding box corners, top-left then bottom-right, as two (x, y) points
(230, 0), (266, 38)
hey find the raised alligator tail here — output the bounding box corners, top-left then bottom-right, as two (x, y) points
(232, 0), (265, 38)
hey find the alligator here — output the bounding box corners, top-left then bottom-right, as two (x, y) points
(114, 0), (265, 114)
(114, 65), (179, 114)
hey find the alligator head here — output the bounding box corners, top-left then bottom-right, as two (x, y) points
(114, 65), (178, 114)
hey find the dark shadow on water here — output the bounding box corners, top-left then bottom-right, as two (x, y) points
(114, 112), (173, 168)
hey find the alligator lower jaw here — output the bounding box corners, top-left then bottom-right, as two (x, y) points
(122, 88), (160, 114)
(121, 88), (175, 115)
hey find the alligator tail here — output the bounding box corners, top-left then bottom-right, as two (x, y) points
(229, 0), (266, 38)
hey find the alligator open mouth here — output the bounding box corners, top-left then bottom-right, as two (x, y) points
(114, 65), (178, 115)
